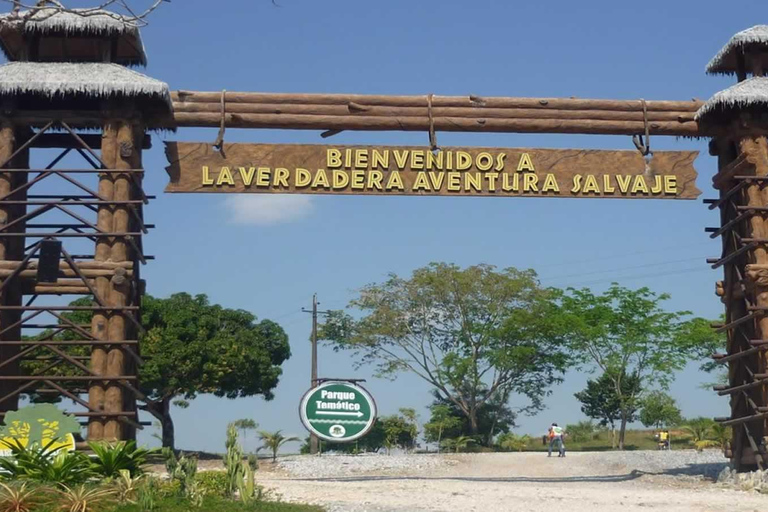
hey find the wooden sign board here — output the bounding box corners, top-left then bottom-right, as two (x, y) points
(165, 143), (700, 199)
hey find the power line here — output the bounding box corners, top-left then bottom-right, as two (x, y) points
(540, 257), (705, 282)
(554, 266), (712, 288)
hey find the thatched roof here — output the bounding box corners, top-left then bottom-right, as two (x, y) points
(0, 9), (146, 66)
(696, 77), (768, 125)
(0, 62), (168, 102)
(707, 25), (768, 75)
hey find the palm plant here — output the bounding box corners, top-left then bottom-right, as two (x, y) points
(680, 417), (719, 451)
(88, 441), (156, 479)
(497, 433), (531, 452)
(0, 482), (41, 512)
(257, 430), (300, 463)
(56, 485), (115, 512)
(441, 436), (476, 454)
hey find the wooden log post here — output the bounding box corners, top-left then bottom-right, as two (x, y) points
(88, 120), (117, 441)
(0, 120), (28, 415)
(103, 119), (138, 441)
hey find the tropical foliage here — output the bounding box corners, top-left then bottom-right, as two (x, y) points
(258, 431), (300, 463)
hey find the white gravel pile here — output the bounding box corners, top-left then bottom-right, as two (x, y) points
(591, 449), (728, 479)
(717, 467), (768, 492)
(277, 453), (449, 478)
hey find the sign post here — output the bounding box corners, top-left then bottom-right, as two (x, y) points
(299, 380), (377, 443)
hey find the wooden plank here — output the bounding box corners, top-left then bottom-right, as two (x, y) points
(164, 143), (701, 200)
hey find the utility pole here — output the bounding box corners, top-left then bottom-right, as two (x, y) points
(302, 293), (331, 455)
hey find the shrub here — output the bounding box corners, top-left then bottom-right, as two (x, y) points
(136, 478), (160, 512)
(56, 484), (115, 512)
(88, 441), (156, 479)
(0, 443), (94, 486)
(565, 421), (598, 443)
(0, 481), (42, 512)
(114, 469), (144, 504)
(497, 433), (531, 452)
(195, 472), (228, 498)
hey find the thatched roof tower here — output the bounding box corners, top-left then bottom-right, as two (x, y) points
(0, 8), (147, 66)
(706, 25), (768, 77)
(698, 26), (768, 128)
(696, 77), (768, 125)
(0, 8), (171, 129)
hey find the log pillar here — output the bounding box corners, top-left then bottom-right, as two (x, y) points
(88, 120), (118, 441)
(0, 120), (28, 415)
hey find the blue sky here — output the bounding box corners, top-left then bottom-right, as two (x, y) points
(24, 0), (762, 452)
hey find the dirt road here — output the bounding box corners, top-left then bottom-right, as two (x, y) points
(261, 452), (768, 512)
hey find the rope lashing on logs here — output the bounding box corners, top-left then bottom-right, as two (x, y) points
(213, 89), (227, 153)
(631, 98), (654, 175)
(427, 93), (439, 152)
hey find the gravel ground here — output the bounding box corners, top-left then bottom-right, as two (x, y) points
(261, 450), (767, 512)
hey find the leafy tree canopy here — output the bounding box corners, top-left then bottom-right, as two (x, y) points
(320, 263), (568, 435)
(639, 391), (683, 429)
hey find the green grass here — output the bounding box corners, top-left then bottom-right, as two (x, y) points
(108, 497), (326, 512)
(523, 429), (692, 452)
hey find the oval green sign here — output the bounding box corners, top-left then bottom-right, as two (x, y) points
(299, 381), (377, 443)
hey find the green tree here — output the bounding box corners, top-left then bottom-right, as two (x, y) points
(497, 432), (531, 452)
(639, 391), (683, 429)
(423, 404), (462, 452)
(380, 414), (417, 455)
(320, 263), (568, 436)
(428, 389), (517, 446)
(257, 430), (300, 462)
(573, 371), (641, 449)
(398, 408), (419, 452)
(232, 419), (259, 451)
(561, 284), (702, 449)
(26, 294), (291, 450)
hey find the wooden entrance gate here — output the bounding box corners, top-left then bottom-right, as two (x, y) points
(0, 8), (766, 469)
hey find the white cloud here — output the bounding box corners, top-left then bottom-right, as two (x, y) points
(224, 195), (314, 226)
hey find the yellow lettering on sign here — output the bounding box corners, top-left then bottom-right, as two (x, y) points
(542, 174), (560, 193)
(476, 152), (494, 171)
(312, 169), (330, 189)
(571, 175), (582, 194)
(411, 151), (425, 170)
(651, 175), (663, 194)
(523, 173), (539, 192)
(426, 151), (443, 170)
(465, 172), (482, 192)
(327, 149), (342, 168)
(238, 167), (256, 186)
(603, 175), (615, 194)
(256, 167), (270, 187)
(664, 175), (677, 194)
(582, 174), (600, 194)
(447, 172), (461, 191)
(386, 171), (404, 191)
(350, 170), (365, 190)
(428, 171), (445, 190)
(274, 168), (289, 188)
(503, 173), (519, 192)
(368, 170), (384, 190)
(495, 153), (507, 171)
(296, 168), (312, 188)
(631, 175), (649, 194)
(354, 150), (368, 169)
(202, 166), (214, 185)
(345, 149), (353, 168)
(456, 152), (472, 171)
(216, 167), (235, 186)
(413, 172), (430, 191)
(393, 151), (409, 169)
(616, 175), (632, 194)
(371, 150), (389, 169)
(517, 153), (535, 172)
(333, 170), (350, 189)
(485, 172), (499, 191)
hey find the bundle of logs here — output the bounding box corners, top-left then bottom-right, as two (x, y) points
(171, 91), (704, 137)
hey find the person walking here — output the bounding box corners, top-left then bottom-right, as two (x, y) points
(547, 423), (566, 457)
